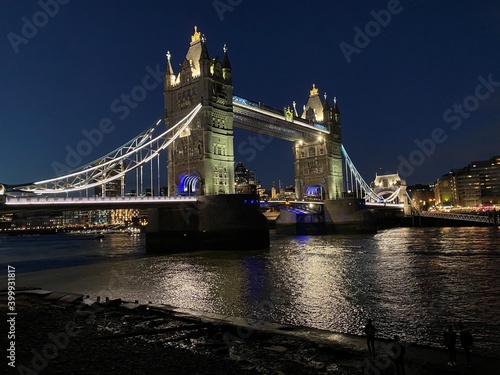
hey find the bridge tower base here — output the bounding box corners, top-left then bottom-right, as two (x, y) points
(276, 198), (376, 235)
(146, 194), (269, 252)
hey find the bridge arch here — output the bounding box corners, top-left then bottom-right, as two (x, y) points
(178, 173), (201, 196)
(304, 184), (326, 200)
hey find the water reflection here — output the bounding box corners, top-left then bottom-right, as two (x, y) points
(4, 227), (500, 355)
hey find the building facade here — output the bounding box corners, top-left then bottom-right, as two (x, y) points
(435, 155), (500, 207)
(234, 162), (256, 194)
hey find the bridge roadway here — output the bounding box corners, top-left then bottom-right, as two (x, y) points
(1, 195), (197, 212)
(1, 196), (318, 213)
(1, 196), (406, 214)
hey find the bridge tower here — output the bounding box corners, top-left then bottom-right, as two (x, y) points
(164, 27), (235, 196)
(294, 85), (343, 200)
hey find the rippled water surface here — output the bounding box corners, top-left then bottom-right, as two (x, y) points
(2, 227), (499, 354)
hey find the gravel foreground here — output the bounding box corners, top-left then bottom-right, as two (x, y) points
(2, 290), (499, 375)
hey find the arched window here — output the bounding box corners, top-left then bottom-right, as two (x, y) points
(309, 147), (316, 157)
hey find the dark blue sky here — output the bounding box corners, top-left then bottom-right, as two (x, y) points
(1, 1), (499, 191)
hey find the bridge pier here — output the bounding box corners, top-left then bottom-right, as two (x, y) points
(146, 194), (269, 252)
(276, 198), (376, 235)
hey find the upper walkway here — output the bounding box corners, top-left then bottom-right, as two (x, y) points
(232, 95), (330, 141)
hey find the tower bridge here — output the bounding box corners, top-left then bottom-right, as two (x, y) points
(0, 27), (414, 249)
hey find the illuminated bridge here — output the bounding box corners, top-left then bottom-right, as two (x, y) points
(0, 94), (406, 211)
(0, 27), (415, 248)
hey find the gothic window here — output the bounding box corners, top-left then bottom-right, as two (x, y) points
(309, 147), (316, 157)
(319, 148), (324, 155)
(213, 145), (217, 154)
(301, 151), (305, 158)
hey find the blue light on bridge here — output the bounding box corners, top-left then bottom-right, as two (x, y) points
(313, 123), (328, 131)
(179, 173), (201, 195)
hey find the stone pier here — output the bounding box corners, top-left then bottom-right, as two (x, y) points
(146, 194), (269, 252)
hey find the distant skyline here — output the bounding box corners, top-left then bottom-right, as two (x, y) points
(1, 1), (499, 191)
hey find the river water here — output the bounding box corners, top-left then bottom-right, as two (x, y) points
(1, 227), (499, 355)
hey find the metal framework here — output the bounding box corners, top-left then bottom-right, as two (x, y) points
(342, 145), (411, 204)
(421, 211), (495, 224)
(9, 104), (202, 195)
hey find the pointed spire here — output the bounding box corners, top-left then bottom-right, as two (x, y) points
(333, 96), (340, 113)
(222, 43), (231, 70)
(191, 25), (201, 44)
(310, 84), (319, 97)
(323, 94), (331, 110)
(200, 36), (210, 61)
(165, 51), (174, 76)
(292, 100), (298, 117)
(165, 51), (176, 87)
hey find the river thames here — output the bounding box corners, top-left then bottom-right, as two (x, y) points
(1, 227), (499, 356)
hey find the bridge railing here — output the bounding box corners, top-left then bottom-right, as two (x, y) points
(5, 196), (197, 205)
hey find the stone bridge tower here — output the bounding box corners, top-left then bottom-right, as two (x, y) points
(294, 85), (343, 200)
(164, 27), (235, 196)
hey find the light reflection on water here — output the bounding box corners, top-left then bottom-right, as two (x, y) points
(2, 227), (499, 355)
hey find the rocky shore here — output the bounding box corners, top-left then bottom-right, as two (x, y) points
(2, 289), (499, 374)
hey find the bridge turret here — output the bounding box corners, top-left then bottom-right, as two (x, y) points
(294, 85), (343, 201)
(199, 35), (211, 77)
(301, 84), (325, 123)
(222, 44), (232, 84)
(164, 51), (176, 90)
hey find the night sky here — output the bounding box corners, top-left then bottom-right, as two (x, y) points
(1, 1), (499, 192)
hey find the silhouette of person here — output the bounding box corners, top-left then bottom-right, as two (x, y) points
(458, 324), (474, 367)
(364, 319), (376, 356)
(391, 335), (406, 375)
(443, 325), (457, 366)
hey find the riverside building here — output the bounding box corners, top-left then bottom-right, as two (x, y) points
(435, 155), (500, 207)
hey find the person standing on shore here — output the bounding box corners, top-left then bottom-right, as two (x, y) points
(458, 324), (474, 367)
(443, 325), (457, 366)
(364, 319), (376, 356)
